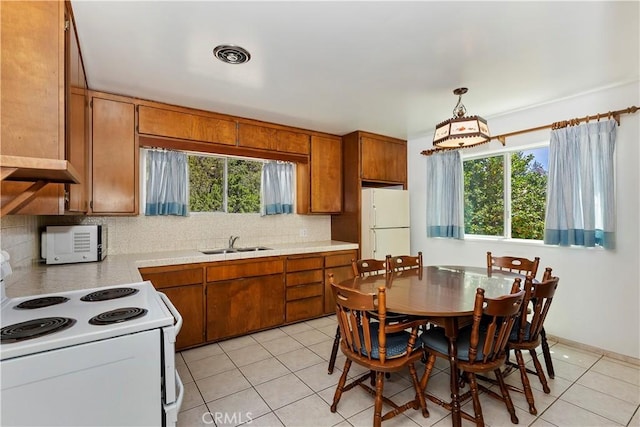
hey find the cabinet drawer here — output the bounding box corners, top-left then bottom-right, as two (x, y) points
(139, 267), (203, 290)
(206, 259), (284, 282)
(286, 297), (324, 322)
(286, 283), (323, 301)
(286, 269), (323, 287)
(286, 256), (323, 272)
(325, 251), (357, 268)
(138, 105), (237, 146)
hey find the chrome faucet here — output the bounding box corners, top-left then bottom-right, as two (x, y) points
(228, 235), (239, 248)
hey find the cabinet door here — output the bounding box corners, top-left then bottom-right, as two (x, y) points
(238, 123), (277, 150)
(206, 275), (284, 341)
(238, 124), (310, 155)
(0, 1), (65, 214)
(324, 250), (357, 314)
(138, 105), (237, 146)
(310, 135), (342, 213)
(162, 285), (205, 350)
(66, 90), (87, 212)
(361, 136), (407, 184)
(276, 129), (309, 155)
(91, 97), (137, 214)
(140, 265), (205, 350)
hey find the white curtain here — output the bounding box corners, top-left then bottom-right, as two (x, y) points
(261, 161), (294, 216)
(426, 150), (464, 239)
(544, 119), (616, 249)
(145, 149), (189, 216)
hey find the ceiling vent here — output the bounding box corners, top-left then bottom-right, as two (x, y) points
(213, 45), (251, 65)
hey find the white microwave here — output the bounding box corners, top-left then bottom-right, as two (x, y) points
(41, 225), (107, 265)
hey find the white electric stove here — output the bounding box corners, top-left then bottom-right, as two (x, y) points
(0, 251), (184, 426)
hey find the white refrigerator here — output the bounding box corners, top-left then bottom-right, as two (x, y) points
(361, 188), (410, 259)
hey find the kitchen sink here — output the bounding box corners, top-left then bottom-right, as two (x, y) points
(201, 248), (237, 254)
(201, 246), (271, 255)
(236, 246), (271, 252)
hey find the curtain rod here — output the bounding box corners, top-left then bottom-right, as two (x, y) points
(420, 105), (639, 156)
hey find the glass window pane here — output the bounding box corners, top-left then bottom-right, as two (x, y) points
(227, 159), (262, 213)
(188, 155), (224, 212)
(464, 156), (504, 236)
(511, 148), (548, 240)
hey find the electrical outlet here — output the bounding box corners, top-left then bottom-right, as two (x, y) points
(299, 228), (308, 238)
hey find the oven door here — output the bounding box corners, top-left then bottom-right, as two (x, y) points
(1, 330), (162, 426)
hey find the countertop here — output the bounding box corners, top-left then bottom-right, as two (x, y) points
(4, 240), (358, 298)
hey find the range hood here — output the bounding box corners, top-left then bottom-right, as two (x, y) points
(0, 155), (81, 217)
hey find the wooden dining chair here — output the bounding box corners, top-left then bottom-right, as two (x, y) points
(387, 251), (423, 272)
(419, 281), (525, 426)
(486, 252), (540, 277)
(328, 258), (407, 374)
(486, 252), (555, 379)
(329, 276), (429, 427)
(505, 273), (560, 415)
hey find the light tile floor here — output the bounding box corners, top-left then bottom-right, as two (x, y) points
(177, 316), (640, 427)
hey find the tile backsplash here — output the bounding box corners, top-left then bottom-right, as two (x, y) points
(39, 213), (332, 255)
(0, 215), (40, 271)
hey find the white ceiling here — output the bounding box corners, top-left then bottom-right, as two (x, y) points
(71, 1), (639, 141)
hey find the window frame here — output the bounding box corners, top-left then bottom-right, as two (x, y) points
(462, 142), (549, 243)
(139, 148), (268, 215)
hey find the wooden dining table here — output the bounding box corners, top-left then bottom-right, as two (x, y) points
(335, 265), (524, 427)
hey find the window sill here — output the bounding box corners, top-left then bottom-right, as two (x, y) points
(463, 235), (605, 250)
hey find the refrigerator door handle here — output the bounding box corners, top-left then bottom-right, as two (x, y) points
(372, 229), (377, 254)
(372, 206), (376, 228)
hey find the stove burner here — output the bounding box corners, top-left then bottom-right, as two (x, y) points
(1, 317), (76, 343)
(15, 296), (70, 310)
(89, 307), (148, 325)
(81, 287), (139, 302)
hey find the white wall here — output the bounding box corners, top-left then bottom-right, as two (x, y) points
(408, 81), (640, 359)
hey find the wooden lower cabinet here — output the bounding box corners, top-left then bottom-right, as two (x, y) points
(206, 274), (284, 341)
(139, 265), (205, 350)
(139, 249), (355, 349)
(161, 285), (204, 350)
(324, 250), (358, 314)
(285, 255), (324, 322)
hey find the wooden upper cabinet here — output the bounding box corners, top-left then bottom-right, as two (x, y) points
(1, 0), (66, 214)
(238, 123), (277, 150)
(90, 96), (138, 215)
(297, 134), (342, 214)
(276, 129), (309, 155)
(137, 105), (237, 146)
(1, 1), (64, 159)
(65, 2), (88, 213)
(310, 135), (342, 213)
(239, 123), (310, 155)
(66, 89), (88, 212)
(360, 135), (407, 184)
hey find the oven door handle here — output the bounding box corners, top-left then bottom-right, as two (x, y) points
(158, 292), (183, 336)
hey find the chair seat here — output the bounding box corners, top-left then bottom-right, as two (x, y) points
(510, 320), (532, 341)
(420, 326), (492, 362)
(356, 322), (414, 359)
